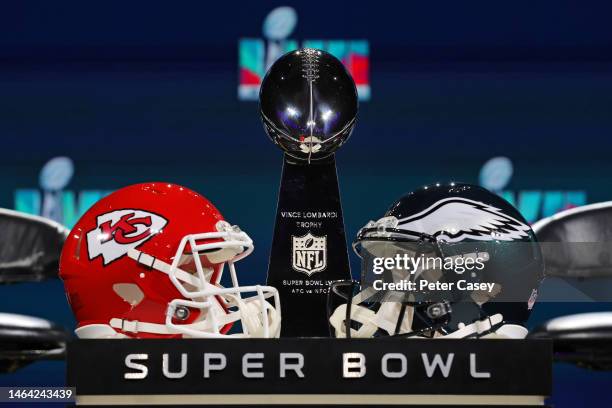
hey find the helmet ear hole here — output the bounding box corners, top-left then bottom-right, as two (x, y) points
(113, 283), (144, 306)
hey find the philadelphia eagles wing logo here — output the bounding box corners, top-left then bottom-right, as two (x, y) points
(397, 198), (531, 242)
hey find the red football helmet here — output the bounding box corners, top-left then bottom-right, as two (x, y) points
(60, 182), (281, 338)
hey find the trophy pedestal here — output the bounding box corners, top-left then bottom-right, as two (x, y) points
(67, 338), (552, 407)
(266, 154), (351, 337)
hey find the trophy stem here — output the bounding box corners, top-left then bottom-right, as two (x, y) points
(266, 154), (352, 337)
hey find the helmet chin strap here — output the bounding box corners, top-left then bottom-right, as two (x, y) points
(329, 301), (415, 338)
(98, 293), (280, 339)
(128, 249), (205, 288)
(75, 324), (129, 339)
(483, 323), (528, 339)
(439, 314), (504, 338)
(330, 296), (527, 339)
(224, 294), (281, 338)
(164, 293), (280, 338)
(81, 248), (281, 339)
(438, 314), (527, 339)
(329, 304), (378, 338)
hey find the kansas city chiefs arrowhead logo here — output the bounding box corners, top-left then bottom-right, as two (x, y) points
(86, 209), (168, 265)
(398, 198), (531, 242)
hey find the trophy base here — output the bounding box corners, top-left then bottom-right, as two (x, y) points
(266, 154), (351, 337)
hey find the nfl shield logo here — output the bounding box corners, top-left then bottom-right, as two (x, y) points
(292, 232), (327, 276)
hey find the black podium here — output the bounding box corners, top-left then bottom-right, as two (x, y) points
(67, 338), (552, 407)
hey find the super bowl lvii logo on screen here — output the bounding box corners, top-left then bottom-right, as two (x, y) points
(14, 157), (112, 228)
(478, 156), (587, 223)
(238, 6), (370, 101)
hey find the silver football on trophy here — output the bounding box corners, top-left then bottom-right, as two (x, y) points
(259, 48), (358, 162)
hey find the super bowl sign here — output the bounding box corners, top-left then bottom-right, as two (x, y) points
(239, 6), (370, 101)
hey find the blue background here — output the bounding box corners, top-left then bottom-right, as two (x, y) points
(1, 1), (612, 405)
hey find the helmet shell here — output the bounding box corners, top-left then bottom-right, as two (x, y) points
(60, 182), (226, 338)
(374, 183), (544, 328)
